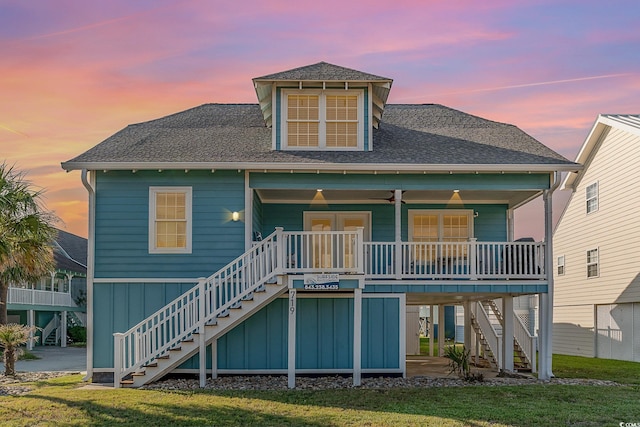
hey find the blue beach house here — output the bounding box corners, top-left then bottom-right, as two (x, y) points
(62, 62), (578, 387)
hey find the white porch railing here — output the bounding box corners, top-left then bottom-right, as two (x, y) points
(8, 287), (76, 307)
(363, 240), (545, 280)
(282, 230), (363, 273)
(514, 313), (537, 373)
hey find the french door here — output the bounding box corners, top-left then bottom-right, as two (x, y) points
(303, 212), (370, 269)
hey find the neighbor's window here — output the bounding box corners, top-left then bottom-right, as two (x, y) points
(586, 182), (599, 214)
(149, 187), (192, 254)
(557, 255), (565, 276)
(284, 90), (362, 150)
(586, 248), (599, 278)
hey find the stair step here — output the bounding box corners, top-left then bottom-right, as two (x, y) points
(143, 362), (158, 368)
(120, 379), (134, 385)
(132, 372), (146, 377)
(182, 338), (194, 343)
(169, 347), (182, 352)
(157, 355), (170, 360)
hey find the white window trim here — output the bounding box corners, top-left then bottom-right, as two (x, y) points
(281, 88), (364, 151)
(408, 209), (475, 241)
(586, 181), (599, 215)
(149, 186), (193, 254)
(557, 255), (565, 276)
(586, 247), (599, 278)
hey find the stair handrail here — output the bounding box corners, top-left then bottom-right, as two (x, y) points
(513, 313), (536, 373)
(474, 302), (502, 367)
(41, 314), (60, 344)
(114, 228), (282, 387)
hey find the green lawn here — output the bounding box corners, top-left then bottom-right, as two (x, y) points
(1, 355), (639, 426)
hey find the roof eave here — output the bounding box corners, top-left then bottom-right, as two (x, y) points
(62, 161), (581, 174)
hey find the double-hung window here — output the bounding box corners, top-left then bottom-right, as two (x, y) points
(408, 210), (473, 263)
(586, 248), (599, 278)
(557, 255), (565, 276)
(586, 182), (598, 214)
(283, 89), (363, 150)
(149, 187), (192, 254)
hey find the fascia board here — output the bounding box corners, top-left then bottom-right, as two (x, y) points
(61, 161), (582, 173)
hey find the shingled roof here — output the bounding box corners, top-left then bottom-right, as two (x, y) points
(52, 229), (87, 275)
(253, 62), (392, 82)
(62, 103), (576, 171)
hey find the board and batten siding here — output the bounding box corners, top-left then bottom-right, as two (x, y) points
(93, 170), (246, 279)
(216, 295), (401, 371)
(554, 126), (640, 358)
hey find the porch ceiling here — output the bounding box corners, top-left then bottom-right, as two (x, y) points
(405, 292), (530, 305)
(256, 189), (540, 208)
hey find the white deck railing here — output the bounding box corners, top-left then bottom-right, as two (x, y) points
(514, 313), (537, 373)
(283, 230), (363, 273)
(474, 302), (502, 367)
(8, 287), (76, 307)
(363, 240), (545, 280)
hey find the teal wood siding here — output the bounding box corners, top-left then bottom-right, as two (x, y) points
(94, 170), (245, 279)
(93, 281), (199, 368)
(217, 298), (287, 370)
(362, 297), (400, 369)
(296, 298), (354, 369)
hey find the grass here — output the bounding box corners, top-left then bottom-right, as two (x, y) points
(17, 349), (40, 361)
(0, 356), (639, 426)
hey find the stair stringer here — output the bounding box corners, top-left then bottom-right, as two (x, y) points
(127, 282), (288, 387)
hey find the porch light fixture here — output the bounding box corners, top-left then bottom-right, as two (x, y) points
(232, 211), (240, 222)
(453, 189), (460, 193)
(316, 189), (323, 192)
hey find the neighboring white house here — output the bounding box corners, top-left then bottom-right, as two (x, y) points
(554, 114), (640, 362)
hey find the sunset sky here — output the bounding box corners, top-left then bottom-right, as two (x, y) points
(1, 0), (638, 239)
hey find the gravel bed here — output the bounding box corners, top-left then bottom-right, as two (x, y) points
(141, 375), (621, 391)
(0, 371), (81, 396)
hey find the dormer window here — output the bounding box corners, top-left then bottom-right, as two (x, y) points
(282, 89), (363, 150)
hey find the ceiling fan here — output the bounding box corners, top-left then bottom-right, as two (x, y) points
(369, 190), (406, 204)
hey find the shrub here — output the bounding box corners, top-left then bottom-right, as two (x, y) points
(67, 326), (86, 343)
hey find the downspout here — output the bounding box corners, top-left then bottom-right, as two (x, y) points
(541, 171), (561, 379)
(81, 169), (95, 381)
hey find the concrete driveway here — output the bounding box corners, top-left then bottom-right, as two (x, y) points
(2, 346), (86, 373)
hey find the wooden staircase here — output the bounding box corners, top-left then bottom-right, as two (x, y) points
(120, 282), (287, 387)
(469, 314), (499, 369)
(114, 229), (287, 388)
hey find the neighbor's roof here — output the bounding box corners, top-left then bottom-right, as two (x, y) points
(52, 229), (87, 274)
(62, 103), (577, 172)
(562, 114), (640, 190)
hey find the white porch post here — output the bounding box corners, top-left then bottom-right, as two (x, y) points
(288, 289), (297, 389)
(438, 304), (445, 357)
(245, 170), (253, 251)
(539, 187), (555, 380)
(353, 288), (362, 386)
(61, 311), (68, 348)
(463, 301), (471, 351)
(507, 208), (515, 242)
(27, 310), (35, 350)
(394, 189), (402, 279)
(428, 305), (435, 356)
(502, 296), (514, 372)
(211, 339), (218, 379)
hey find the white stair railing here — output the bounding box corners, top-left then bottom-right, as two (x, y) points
(514, 314), (536, 373)
(474, 302), (502, 367)
(114, 228), (282, 387)
(41, 315), (60, 345)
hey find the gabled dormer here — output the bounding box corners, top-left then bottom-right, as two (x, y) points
(253, 62), (393, 152)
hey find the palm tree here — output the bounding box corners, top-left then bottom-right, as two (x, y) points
(0, 323), (38, 376)
(0, 163), (57, 325)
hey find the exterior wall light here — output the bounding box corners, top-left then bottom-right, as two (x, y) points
(232, 211), (240, 221)
(453, 189), (460, 193)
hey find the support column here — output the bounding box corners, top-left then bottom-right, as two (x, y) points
(61, 311), (67, 348)
(199, 328), (206, 387)
(244, 170), (253, 251)
(353, 289), (362, 386)
(288, 290), (297, 389)
(539, 188), (555, 380)
(394, 189), (403, 279)
(27, 310), (35, 351)
(438, 304), (445, 357)
(211, 339), (218, 379)
(463, 301), (472, 351)
(428, 305), (435, 356)
(502, 296), (514, 372)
